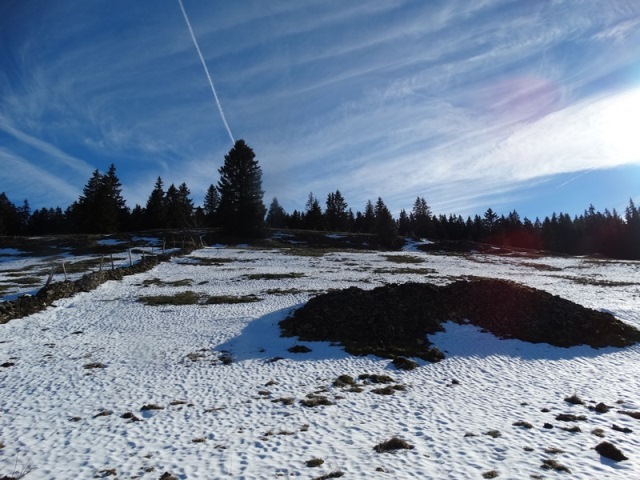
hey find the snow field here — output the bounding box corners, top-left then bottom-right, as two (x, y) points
(1, 245), (639, 478)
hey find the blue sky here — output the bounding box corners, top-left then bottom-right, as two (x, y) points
(1, 0), (639, 221)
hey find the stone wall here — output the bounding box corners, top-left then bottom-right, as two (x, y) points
(0, 250), (191, 325)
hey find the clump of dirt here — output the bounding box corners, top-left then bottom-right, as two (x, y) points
(595, 441), (628, 462)
(280, 278), (640, 362)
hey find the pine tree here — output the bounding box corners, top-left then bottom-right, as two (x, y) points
(101, 164), (128, 232)
(69, 165), (128, 233)
(397, 209), (410, 236)
(0, 192), (19, 235)
(266, 197), (288, 228)
(374, 197), (399, 248)
(164, 183), (193, 228)
(145, 177), (166, 229)
(217, 139), (266, 236)
(203, 184), (220, 227)
(410, 197), (432, 238)
(325, 190), (348, 231)
(304, 192), (324, 230)
(362, 200), (375, 234)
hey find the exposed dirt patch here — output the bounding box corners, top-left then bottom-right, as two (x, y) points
(280, 278), (640, 362)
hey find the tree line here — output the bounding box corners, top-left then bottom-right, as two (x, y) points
(1, 139), (639, 259)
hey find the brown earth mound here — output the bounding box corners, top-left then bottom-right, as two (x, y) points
(279, 278), (640, 362)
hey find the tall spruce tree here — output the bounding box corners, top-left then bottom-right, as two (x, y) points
(203, 184), (220, 227)
(266, 197), (288, 228)
(410, 197), (432, 238)
(145, 177), (166, 229)
(325, 190), (348, 231)
(374, 197), (399, 248)
(69, 165), (127, 233)
(217, 139), (266, 236)
(304, 192), (324, 230)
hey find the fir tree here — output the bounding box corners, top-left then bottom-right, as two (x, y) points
(217, 139), (267, 236)
(266, 197), (288, 228)
(362, 200), (376, 234)
(304, 192), (324, 230)
(325, 190), (348, 231)
(203, 184), (220, 227)
(374, 197), (399, 248)
(410, 197), (432, 238)
(145, 177), (166, 229)
(68, 165), (128, 233)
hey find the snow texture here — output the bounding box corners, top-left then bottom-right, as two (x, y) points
(1, 246), (639, 478)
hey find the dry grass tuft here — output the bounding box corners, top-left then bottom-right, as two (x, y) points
(541, 459), (571, 473)
(564, 394), (584, 405)
(300, 396), (334, 408)
(83, 362), (105, 369)
(373, 436), (415, 453)
(139, 291), (200, 306)
(555, 413), (586, 422)
(358, 373), (395, 384)
(312, 471), (344, 480)
(512, 420), (533, 429)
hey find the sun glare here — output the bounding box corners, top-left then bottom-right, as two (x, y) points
(601, 88), (640, 161)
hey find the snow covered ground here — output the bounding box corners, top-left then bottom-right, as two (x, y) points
(1, 245), (640, 479)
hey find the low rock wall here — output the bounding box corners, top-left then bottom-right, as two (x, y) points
(0, 250), (191, 324)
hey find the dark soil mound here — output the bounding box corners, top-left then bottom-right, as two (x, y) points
(279, 278), (640, 362)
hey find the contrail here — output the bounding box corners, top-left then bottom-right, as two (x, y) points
(177, 0), (235, 144)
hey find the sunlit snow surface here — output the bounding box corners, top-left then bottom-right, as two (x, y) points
(1, 246), (640, 478)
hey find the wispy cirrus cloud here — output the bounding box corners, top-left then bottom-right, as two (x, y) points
(1, 0), (639, 219)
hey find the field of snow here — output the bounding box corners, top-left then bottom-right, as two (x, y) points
(1, 244), (640, 479)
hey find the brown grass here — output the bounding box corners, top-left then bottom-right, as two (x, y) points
(138, 291), (200, 305)
(373, 437), (414, 453)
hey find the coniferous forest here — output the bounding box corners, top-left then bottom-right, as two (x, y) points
(1, 139), (639, 260)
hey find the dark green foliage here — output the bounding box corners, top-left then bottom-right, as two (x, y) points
(304, 192), (325, 230)
(144, 177), (167, 229)
(165, 183), (194, 228)
(325, 190), (349, 231)
(411, 196), (432, 237)
(65, 165), (129, 233)
(217, 139), (266, 236)
(266, 197), (288, 228)
(374, 197), (400, 248)
(203, 184), (220, 227)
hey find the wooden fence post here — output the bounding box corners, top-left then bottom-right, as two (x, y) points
(44, 265), (56, 289)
